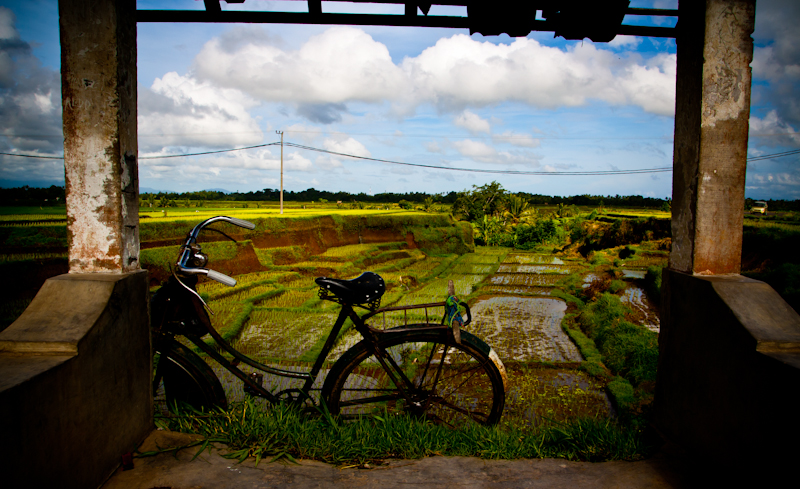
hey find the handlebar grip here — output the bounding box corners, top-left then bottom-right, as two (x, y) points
(460, 302), (471, 326)
(207, 269), (237, 287)
(228, 217), (256, 230)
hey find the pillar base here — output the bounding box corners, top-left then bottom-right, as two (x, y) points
(655, 269), (800, 467)
(0, 271), (152, 489)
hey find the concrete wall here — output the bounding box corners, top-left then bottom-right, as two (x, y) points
(655, 269), (800, 465)
(0, 272), (152, 488)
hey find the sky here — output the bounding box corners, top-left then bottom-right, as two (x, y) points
(0, 0), (798, 199)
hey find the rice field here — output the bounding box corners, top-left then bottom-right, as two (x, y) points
(319, 243), (379, 258)
(255, 289), (316, 308)
(468, 296), (581, 363)
(479, 285), (555, 296)
(394, 274), (486, 306)
(496, 264), (573, 274)
(489, 273), (564, 286)
(503, 254), (566, 265)
(502, 366), (613, 428)
(182, 243), (660, 429)
(620, 285), (661, 333)
(621, 254), (668, 269)
(237, 310), (339, 361)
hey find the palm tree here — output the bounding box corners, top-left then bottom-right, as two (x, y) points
(505, 194), (529, 223)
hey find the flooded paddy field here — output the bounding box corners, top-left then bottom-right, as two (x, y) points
(480, 285), (555, 296)
(620, 285), (660, 332)
(490, 273), (564, 286)
(469, 296), (581, 362)
(191, 245), (661, 428)
(502, 365), (613, 427)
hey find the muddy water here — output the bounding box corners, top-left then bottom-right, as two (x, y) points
(468, 296), (582, 362)
(620, 285), (660, 332)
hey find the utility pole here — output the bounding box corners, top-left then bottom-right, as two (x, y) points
(276, 130), (284, 215)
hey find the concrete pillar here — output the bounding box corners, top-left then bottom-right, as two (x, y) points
(669, 0), (755, 275)
(59, 0), (139, 273)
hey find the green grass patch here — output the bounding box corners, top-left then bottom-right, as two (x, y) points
(153, 400), (656, 465)
(576, 293), (658, 386)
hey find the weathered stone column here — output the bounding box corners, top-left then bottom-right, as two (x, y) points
(654, 1), (800, 472)
(60, 0), (139, 272)
(670, 0), (755, 275)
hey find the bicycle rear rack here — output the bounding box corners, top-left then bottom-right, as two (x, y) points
(362, 301), (447, 329)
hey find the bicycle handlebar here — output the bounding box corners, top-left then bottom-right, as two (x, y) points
(175, 216), (255, 287)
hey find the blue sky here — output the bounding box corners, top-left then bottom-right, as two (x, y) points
(0, 0), (798, 199)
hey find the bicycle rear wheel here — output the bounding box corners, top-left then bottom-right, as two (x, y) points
(154, 337), (228, 412)
(322, 326), (506, 426)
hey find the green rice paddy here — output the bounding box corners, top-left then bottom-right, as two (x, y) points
(177, 239), (666, 431)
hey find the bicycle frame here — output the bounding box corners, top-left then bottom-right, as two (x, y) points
(152, 214), (481, 409)
(157, 276), (460, 405)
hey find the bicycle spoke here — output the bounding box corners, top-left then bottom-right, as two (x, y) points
(325, 330), (505, 426)
(427, 395), (491, 423)
(428, 361), (493, 396)
(338, 392), (403, 408)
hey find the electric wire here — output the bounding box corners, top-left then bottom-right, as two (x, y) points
(283, 142), (671, 175)
(1, 144), (799, 177)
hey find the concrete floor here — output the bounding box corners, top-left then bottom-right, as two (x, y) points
(102, 430), (697, 489)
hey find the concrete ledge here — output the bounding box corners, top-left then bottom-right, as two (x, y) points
(654, 269), (800, 467)
(0, 271), (152, 489)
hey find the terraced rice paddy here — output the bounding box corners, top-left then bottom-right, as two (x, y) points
(489, 273), (563, 286)
(468, 296), (581, 362)
(502, 366), (613, 427)
(496, 264), (572, 274)
(187, 245), (661, 426)
(237, 311), (339, 361)
(480, 285), (554, 296)
(620, 285), (661, 332)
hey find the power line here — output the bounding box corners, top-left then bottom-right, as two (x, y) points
(139, 142), (280, 159)
(2, 144), (800, 176)
(284, 142), (672, 175)
(0, 152), (64, 159)
(746, 148), (800, 162)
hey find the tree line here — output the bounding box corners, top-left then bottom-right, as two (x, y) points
(4, 185), (799, 211)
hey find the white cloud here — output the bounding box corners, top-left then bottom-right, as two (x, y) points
(402, 35), (677, 115)
(284, 123), (323, 144)
(453, 110), (491, 133)
(193, 26), (406, 106)
(424, 141), (442, 153)
(138, 72), (263, 151)
(188, 26), (677, 120)
(453, 139), (496, 159)
(323, 136), (371, 157)
(753, 0), (800, 124)
(0, 7), (63, 183)
(749, 110), (800, 146)
(493, 131), (540, 148)
(607, 36), (642, 49)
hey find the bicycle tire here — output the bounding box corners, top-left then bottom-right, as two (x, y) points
(154, 337), (228, 412)
(322, 325), (506, 426)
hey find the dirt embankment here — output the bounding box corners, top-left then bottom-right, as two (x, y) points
(570, 218), (671, 256)
(142, 214), (473, 285)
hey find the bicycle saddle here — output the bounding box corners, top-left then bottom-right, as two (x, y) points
(316, 272), (385, 309)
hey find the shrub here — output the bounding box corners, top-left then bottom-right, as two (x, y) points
(644, 265), (663, 303)
(576, 293), (658, 386)
(516, 219), (561, 250)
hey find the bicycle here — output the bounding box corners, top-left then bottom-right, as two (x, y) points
(150, 216), (508, 426)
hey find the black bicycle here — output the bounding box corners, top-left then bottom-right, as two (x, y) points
(151, 216), (507, 426)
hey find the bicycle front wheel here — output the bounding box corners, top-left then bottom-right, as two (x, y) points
(154, 337), (228, 412)
(322, 326), (506, 426)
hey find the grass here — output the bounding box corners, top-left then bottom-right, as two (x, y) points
(151, 399), (657, 466)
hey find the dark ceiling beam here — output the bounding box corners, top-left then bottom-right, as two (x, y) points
(135, 10), (677, 38)
(136, 10), (472, 28)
